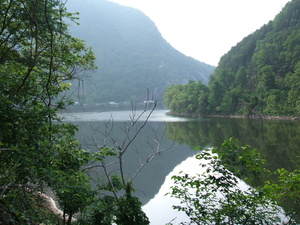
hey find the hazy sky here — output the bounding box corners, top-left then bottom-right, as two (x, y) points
(109, 0), (290, 66)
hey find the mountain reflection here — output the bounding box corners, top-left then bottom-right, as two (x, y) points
(67, 110), (299, 206)
(165, 117), (300, 172)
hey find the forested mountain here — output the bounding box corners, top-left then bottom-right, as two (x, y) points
(165, 0), (300, 117)
(66, 0), (214, 104)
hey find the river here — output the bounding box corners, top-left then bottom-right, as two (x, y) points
(61, 109), (300, 224)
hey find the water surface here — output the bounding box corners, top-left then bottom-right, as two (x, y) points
(62, 110), (300, 224)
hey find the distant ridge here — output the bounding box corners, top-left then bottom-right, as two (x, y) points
(66, 0), (215, 104)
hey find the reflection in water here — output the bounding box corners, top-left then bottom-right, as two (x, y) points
(142, 156), (198, 224)
(63, 110), (197, 206)
(165, 118), (300, 172)
(62, 110), (299, 224)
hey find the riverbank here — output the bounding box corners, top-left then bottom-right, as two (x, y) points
(167, 111), (299, 121)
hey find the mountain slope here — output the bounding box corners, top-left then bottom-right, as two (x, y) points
(165, 0), (300, 117)
(66, 0), (214, 104)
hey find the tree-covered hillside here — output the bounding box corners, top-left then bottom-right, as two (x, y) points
(66, 0), (214, 104)
(165, 0), (300, 117)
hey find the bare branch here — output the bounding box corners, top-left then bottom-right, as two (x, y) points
(82, 91), (174, 204)
(130, 126), (175, 182)
(101, 160), (119, 201)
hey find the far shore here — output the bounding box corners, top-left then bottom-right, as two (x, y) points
(167, 111), (299, 121)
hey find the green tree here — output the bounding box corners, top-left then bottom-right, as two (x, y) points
(115, 183), (150, 225)
(164, 84), (182, 111)
(196, 81), (210, 115)
(0, 0), (96, 223)
(257, 65), (276, 93)
(234, 66), (248, 88)
(286, 62), (300, 115)
(208, 80), (224, 113)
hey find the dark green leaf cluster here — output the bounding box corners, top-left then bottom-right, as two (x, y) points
(0, 0), (96, 223)
(115, 183), (150, 225)
(164, 80), (210, 115)
(164, 0), (300, 117)
(77, 180), (149, 225)
(264, 168), (300, 222)
(169, 138), (300, 224)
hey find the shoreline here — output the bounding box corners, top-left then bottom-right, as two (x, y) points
(167, 112), (299, 121)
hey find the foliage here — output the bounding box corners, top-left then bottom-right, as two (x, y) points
(168, 138), (300, 224)
(0, 187), (61, 224)
(115, 183), (150, 225)
(77, 183), (149, 225)
(164, 0), (300, 117)
(264, 168), (300, 222)
(164, 80), (209, 115)
(0, 0), (96, 223)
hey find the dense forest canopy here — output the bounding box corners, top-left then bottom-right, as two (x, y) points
(66, 0), (214, 104)
(165, 0), (300, 117)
